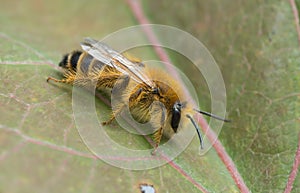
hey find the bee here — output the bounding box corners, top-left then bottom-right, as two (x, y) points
(47, 38), (230, 154)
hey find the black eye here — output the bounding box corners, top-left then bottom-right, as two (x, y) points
(171, 102), (182, 133)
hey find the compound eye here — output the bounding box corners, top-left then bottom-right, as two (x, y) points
(171, 103), (181, 132)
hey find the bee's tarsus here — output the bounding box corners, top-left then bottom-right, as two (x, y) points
(102, 118), (114, 126)
(101, 121), (108, 126)
(47, 77), (63, 83)
(151, 144), (160, 156)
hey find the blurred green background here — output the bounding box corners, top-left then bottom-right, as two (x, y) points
(0, 0), (299, 193)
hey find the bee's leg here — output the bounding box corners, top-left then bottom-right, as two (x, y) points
(151, 102), (166, 155)
(47, 70), (76, 84)
(151, 127), (164, 155)
(95, 67), (129, 90)
(47, 77), (76, 84)
(101, 75), (129, 126)
(47, 77), (67, 83)
(102, 104), (126, 126)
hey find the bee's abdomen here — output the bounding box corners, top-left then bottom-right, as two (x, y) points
(78, 53), (93, 74)
(59, 50), (82, 71)
(58, 53), (69, 68)
(78, 53), (107, 75)
(59, 51), (105, 75)
(58, 50), (119, 89)
(70, 51), (82, 70)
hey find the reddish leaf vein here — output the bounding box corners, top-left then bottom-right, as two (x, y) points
(284, 132), (300, 193)
(289, 0), (300, 46)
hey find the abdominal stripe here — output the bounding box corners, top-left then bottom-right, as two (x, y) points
(79, 54), (94, 74)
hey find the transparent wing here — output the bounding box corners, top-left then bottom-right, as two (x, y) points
(81, 37), (154, 87)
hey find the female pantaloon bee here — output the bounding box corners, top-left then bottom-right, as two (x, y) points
(47, 38), (230, 154)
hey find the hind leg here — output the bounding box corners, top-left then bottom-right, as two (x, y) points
(47, 70), (77, 85)
(102, 103), (126, 125)
(47, 77), (73, 84)
(100, 74), (130, 126)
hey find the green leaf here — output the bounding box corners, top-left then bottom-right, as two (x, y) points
(1, 0), (299, 193)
